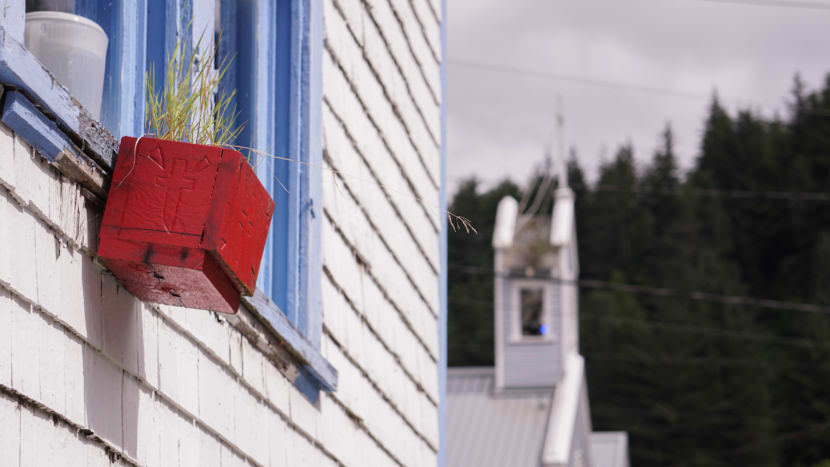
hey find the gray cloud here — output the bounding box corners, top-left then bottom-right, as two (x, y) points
(447, 0), (830, 193)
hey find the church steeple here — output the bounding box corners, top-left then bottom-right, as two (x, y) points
(492, 105), (579, 391)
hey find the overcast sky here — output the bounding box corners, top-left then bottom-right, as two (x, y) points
(446, 0), (830, 195)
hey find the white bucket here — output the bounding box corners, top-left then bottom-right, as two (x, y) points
(25, 11), (108, 120)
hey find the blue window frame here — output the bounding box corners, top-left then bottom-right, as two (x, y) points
(0, 0), (334, 396)
(214, 0), (323, 348)
(146, 0), (329, 394)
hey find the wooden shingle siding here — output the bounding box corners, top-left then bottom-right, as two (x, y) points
(0, 122), (437, 465)
(320, 153), (440, 338)
(0, 0), (441, 463)
(406, 0), (442, 62)
(321, 243), (439, 401)
(322, 54), (440, 274)
(322, 0), (441, 464)
(325, 0), (441, 207)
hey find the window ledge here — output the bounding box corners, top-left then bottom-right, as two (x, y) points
(242, 289), (338, 393)
(0, 26), (117, 169)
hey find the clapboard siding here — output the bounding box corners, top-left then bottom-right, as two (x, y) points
(0, 0), (441, 464)
(324, 0), (441, 214)
(363, 0), (441, 118)
(387, 0), (441, 95)
(320, 205), (440, 398)
(323, 207), (436, 399)
(321, 1), (441, 465)
(321, 102), (440, 316)
(322, 114), (439, 319)
(407, 0), (441, 61)
(322, 54), (440, 272)
(0, 190), (401, 465)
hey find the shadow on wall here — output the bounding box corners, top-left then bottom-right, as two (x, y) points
(81, 256), (144, 459)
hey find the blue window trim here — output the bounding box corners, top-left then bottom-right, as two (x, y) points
(438, 1), (448, 466)
(75, 0), (149, 139)
(217, 0), (328, 398)
(0, 25), (116, 167)
(0, 0), (335, 399)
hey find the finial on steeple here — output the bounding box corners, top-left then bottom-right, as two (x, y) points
(555, 96), (568, 191)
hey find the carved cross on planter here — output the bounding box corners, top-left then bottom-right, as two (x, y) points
(98, 137), (274, 314)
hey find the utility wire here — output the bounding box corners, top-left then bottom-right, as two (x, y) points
(450, 176), (830, 202)
(449, 263), (830, 315)
(697, 0), (830, 10)
(449, 335), (830, 370)
(448, 59), (712, 101)
(448, 60), (830, 116)
(582, 353), (830, 372)
(450, 295), (830, 349)
(591, 405), (778, 424)
(579, 313), (830, 349)
(593, 185), (830, 202)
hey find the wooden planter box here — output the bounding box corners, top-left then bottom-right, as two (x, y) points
(98, 137), (274, 314)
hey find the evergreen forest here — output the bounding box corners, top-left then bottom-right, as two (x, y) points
(448, 75), (830, 466)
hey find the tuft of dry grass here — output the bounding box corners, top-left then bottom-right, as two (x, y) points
(145, 28), (242, 147)
(448, 212), (477, 234)
(142, 24), (477, 237)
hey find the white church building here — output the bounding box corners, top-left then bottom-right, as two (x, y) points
(446, 183), (629, 467)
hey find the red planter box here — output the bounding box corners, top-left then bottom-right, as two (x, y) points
(98, 137), (274, 314)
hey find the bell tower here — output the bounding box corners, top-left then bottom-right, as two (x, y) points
(492, 105), (579, 391)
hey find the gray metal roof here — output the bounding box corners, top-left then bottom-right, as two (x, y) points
(447, 367), (553, 467)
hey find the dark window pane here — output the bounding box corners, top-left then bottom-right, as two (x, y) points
(520, 288), (545, 336)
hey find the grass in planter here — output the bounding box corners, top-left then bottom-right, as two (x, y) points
(145, 31), (242, 147)
(143, 27), (478, 235)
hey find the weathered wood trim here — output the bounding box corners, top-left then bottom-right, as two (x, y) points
(1, 90), (80, 162)
(242, 289), (338, 392)
(0, 91), (107, 199)
(53, 150), (107, 199)
(0, 27), (117, 168)
(0, 0), (24, 42)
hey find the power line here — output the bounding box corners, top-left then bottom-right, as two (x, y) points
(593, 185), (830, 202)
(449, 263), (830, 315)
(583, 353), (830, 372)
(448, 60), (830, 114)
(450, 175), (830, 202)
(450, 333), (830, 370)
(449, 296), (830, 349)
(581, 313), (830, 349)
(448, 59), (713, 100)
(697, 0), (830, 10)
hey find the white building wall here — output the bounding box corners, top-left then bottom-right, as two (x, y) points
(0, 0), (442, 466)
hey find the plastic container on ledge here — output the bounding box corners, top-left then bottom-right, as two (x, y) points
(24, 11), (108, 120)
